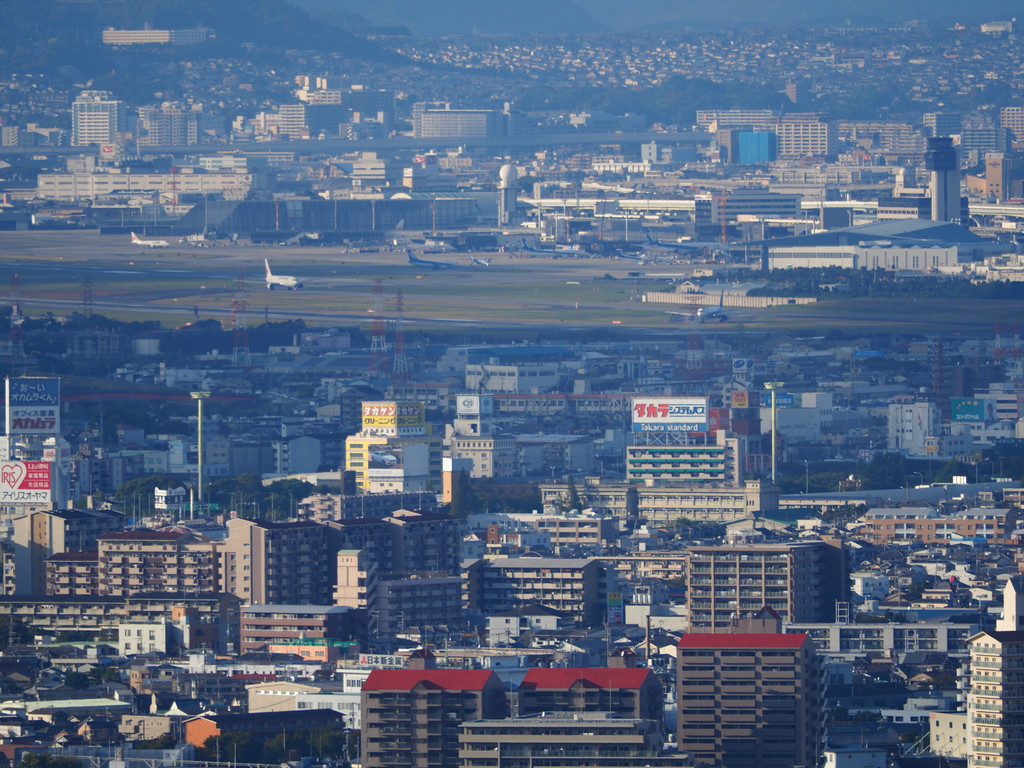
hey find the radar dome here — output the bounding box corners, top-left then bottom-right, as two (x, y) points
(499, 164), (518, 185)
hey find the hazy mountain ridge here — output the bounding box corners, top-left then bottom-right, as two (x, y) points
(288, 0), (1021, 34)
(286, 0), (609, 36)
(580, 0), (1022, 31)
(0, 0), (402, 77)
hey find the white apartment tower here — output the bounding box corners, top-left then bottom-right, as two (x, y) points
(967, 578), (1024, 768)
(71, 90), (126, 146)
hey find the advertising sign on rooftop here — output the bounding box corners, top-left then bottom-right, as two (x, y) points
(6, 378), (60, 435)
(631, 397), (708, 433)
(951, 398), (986, 422)
(0, 461), (52, 504)
(361, 401), (425, 435)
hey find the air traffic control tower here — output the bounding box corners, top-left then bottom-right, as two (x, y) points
(925, 136), (960, 222)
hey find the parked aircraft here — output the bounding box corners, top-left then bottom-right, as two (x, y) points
(470, 256), (491, 267)
(520, 238), (585, 256)
(643, 229), (726, 253)
(407, 249), (461, 270)
(131, 232), (170, 248)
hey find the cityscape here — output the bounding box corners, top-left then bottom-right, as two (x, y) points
(3, 2), (1024, 768)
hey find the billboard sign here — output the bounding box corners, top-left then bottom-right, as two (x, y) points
(361, 401), (425, 435)
(358, 654), (406, 668)
(731, 391), (749, 408)
(6, 378), (60, 435)
(708, 407), (730, 433)
(732, 359), (755, 374)
(457, 395), (494, 417)
(951, 398), (985, 422)
(0, 461), (52, 504)
(631, 397), (707, 433)
(368, 446), (404, 475)
(774, 392), (796, 408)
(607, 592), (624, 625)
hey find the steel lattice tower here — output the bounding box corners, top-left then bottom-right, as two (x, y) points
(369, 278), (388, 377)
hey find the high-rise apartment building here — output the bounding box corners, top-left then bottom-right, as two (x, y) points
(517, 667), (663, 724)
(775, 117), (837, 159)
(464, 556), (614, 627)
(685, 538), (846, 630)
(1000, 107), (1024, 142)
(220, 517), (333, 605)
(412, 102), (509, 139)
(71, 90), (126, 146)
(361, 661), (508, 768)
(923, 111), (964, 138)
(966, 577), (1024, 768)
(967, 629), (1024, 768)
(95, 529), (219, 596)
(10, 508), (124, 595)
(677, 633), (823, 768)
(137, 102), (198, 146)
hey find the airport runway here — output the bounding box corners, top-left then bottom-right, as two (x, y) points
(0, 230), (686, 330)
(0, 230), (1011, 334)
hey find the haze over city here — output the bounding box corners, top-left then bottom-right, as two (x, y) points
(1, 3), (1024, 768)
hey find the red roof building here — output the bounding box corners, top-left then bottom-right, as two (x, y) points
(518, 667), (663, 725)
(360, 668), (507, 768)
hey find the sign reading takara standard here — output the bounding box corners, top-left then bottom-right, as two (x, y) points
(0, 461), (51, 503)
(6, 377), (60, 435)
(631, 396), (708, 432)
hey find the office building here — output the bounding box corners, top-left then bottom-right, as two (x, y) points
(36, 170), (255, 202)
(448, 394), (517, 479)
(685, 538), (846, 630)
(344, 401), (442, 493)
(71, 90), (126, 146)
(538, 479), (779, 525)
(888, 400), (942, 455)
(626, 434), (742, 485)
(361, 663), (508, 768)
(677, 633), (823, 768)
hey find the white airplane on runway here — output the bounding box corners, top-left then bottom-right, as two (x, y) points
(265, 259), (302, 289)
(131, 232), (170, 248)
